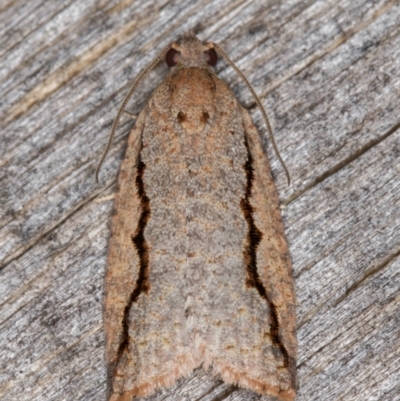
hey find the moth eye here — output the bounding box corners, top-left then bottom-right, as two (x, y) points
(166, 49), (180, 67)
(204, 49), (218, 66)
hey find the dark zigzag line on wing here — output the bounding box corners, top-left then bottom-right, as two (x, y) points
(111, 159), (151, 392)
(240, 136), (291, 373)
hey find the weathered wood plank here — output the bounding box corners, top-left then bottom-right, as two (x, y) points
(1, 0), (399, 400)
(0, 0), (395, 264)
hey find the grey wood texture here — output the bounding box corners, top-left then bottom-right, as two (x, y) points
(1, 0), (399, 400)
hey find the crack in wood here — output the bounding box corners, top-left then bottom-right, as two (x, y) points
(333, 246), (400, 307)
(261, 0), (398, 99)
(297, 245), (400, 330)
(0, 181), (116, 270)
(207, 385), (238, 401)
(284, 120), (400, 206)
(2, 18), (143, 126)
(192, 381), (234, 401)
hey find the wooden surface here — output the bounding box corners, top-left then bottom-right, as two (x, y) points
(1, 0), (399, 400)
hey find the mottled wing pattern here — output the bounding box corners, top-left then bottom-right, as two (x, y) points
(183, 75), (297, 401)
(216, 106), (297, 400)
(105, 66), (296, 401)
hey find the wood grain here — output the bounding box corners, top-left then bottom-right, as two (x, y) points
(1, 0), (399, 400)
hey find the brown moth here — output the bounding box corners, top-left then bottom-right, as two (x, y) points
(100, 32), (297, 401)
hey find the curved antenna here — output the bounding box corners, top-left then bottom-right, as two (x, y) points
(212, 43), (291, 185)
(95, 44), (172, 183)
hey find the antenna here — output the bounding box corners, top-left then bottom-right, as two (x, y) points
(95, 44), (171, 183)
(212, 43), (290, 185)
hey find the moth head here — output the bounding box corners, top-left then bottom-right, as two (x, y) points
(166, 32), (218, 69)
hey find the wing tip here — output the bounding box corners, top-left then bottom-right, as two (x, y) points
(214, 363), (297, 401)
(107, 354), (296, 401)
(107, 354), (199, 401)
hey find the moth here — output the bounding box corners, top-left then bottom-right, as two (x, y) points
(99, 32), (297, 401)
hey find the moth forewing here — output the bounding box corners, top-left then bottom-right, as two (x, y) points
(102, 32), (297, 401)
